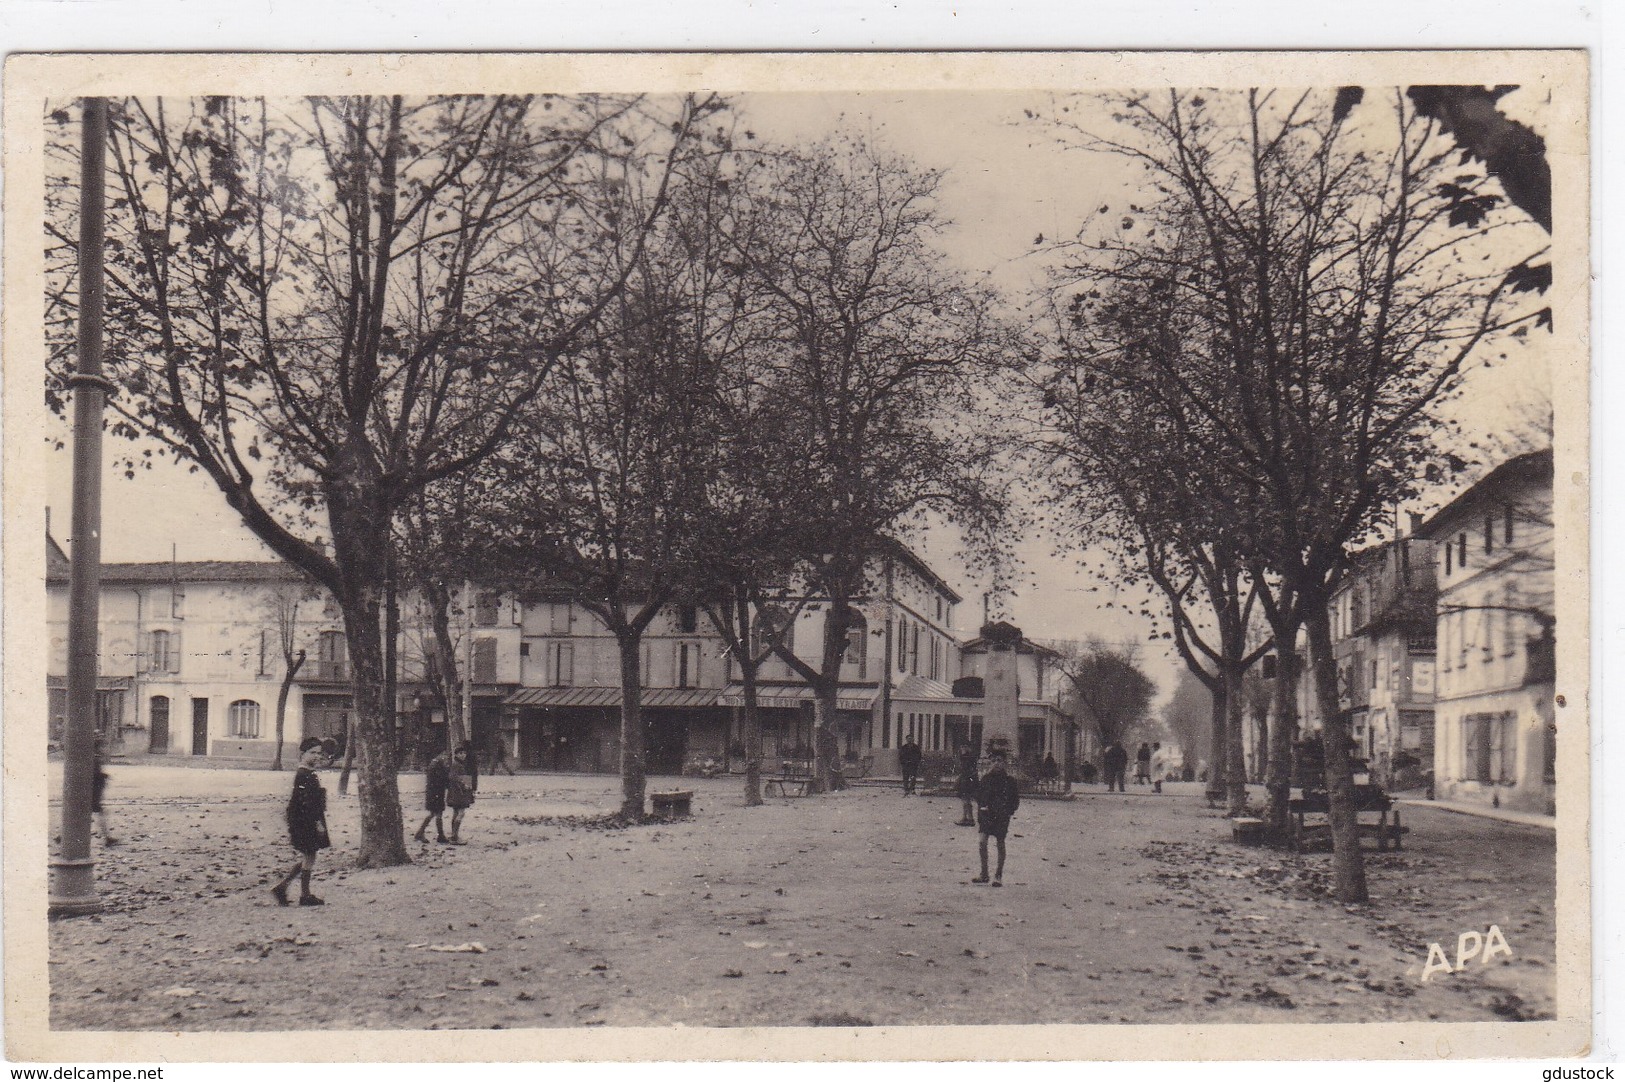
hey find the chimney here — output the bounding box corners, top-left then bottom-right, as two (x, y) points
(1407, 511), (1423, 536)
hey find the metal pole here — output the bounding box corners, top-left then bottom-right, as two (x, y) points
(51, 97), (109, 917)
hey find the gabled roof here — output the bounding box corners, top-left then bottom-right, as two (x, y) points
(878, 537), (963, 604)
(46, 532), (70, 578)
(46, 556), (309, 588)
(1414, 448), (1554, 540)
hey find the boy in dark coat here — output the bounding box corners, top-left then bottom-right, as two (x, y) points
(271, 737), (331, 906)
(446, 742), (478, 844)
(971, 752), (1020, 886)
(413, 751), (451, 843)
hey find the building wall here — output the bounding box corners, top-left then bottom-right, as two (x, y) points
(48, 574), (342, 760)
(1429, 468), (1555, 813)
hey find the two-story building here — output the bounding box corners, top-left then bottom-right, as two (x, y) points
(49, 531), (1072, 776)
(45, 533), (343, 762)
(1415, 448), (1555, 814)
(1323, 533), (1439, 788)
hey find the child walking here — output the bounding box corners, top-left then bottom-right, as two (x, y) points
(271, 737), (331, 906)
(414, 750), (451, 844)
(971, 752), (1020, 887)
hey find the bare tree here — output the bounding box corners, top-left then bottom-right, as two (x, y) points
(1044, 87), (1543, 901)
(44, 94), (714, 866)
(1048, 639), (1157, 753)
(262, 581), (318, 770)
(718, 135), (1016, 792)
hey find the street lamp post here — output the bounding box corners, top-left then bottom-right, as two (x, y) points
(51, 97), (110, 917)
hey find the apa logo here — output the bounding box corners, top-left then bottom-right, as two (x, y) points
(1420, 925), (1513, 981)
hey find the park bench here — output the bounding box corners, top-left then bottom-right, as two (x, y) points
(764, 760), (815, 798)
(1288, 785), (1408, 851)
(650, 790), (694, 819)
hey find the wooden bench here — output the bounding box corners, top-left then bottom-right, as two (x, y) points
(764, 777), (810, 798)
(1289, 787), (1407, 851)
(650, 790), (694, 819)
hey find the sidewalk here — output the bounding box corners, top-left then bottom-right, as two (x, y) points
(1396, 796), (1556, 830)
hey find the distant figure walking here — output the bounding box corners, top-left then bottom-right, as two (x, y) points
(899, 737), (923, 796)
(1040, 752), (1059, 783)
(488, 736), (517, 776)
(971, 752), (1020, 887)
(1135, 742), (1152, 785)
(1103, 741), (1129, 792)
(271, 737), (331, 906)
(445, 741), (478, 844)
(92, 737), (117, 845)
(955, 745), (979, 826)
(413, 750), (451, 844)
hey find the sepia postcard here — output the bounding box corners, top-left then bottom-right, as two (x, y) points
(2, 50), (1593, 1064)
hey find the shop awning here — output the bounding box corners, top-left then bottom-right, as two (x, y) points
(503, 687), (720, 709)
(717, 685), (877, 712)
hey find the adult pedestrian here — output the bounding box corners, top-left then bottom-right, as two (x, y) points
(898, 736), (923, 796)
(971, 752), (1020, 887)
(445, 741), (478, 844)
(271, 737), (331, 906)
(413, 750), (451, 844)
(1103, 741), (1129, 792)
(1040, 752), (1059, 782)
(955, 745), (979, 826)
(1135, 742), (1152, 785)
(92, 736), (117, 845)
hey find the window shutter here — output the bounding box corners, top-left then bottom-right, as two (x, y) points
(474, 638), (497, 683)
(560, 643), (574, 686)
(140, 631), (151, 673)
(169, 631), (182, 673)
(1489, 716), (1506, 782)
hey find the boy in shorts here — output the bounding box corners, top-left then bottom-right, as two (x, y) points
(971, 752), (1020, 887)
(271, 737), (331, 906)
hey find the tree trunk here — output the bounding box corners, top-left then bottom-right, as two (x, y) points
(383, 555), (399, 767)
(810, 687), (835, 795)
(427, 581), (467, 750)
(1206, 677), (1227, 803)
(1225, 665), (1249, 815)
(271, 650), (304, 771)
(337, 713), (357, 796)
(616, 632), (647, 819)
(1266, 648), (1300, 833)
(741, 673), (764, 807)
(341, 598), (411, 868)
(1305, 603), (1369, 904)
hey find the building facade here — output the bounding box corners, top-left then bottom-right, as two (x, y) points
(1415, 449), (1556, 815)
(46, 535), (343, 762)
(1316, 534), (1440, 789)
(48, 534), (1071, 775)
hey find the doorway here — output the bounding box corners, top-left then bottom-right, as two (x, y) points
(190, 697), (209, 756)
(149, 695), (170, 753)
